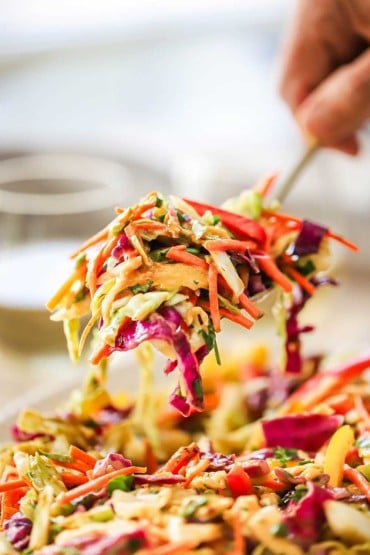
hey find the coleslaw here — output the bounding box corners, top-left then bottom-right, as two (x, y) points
(1, 180), (368, 555)
(46, 182), (357, 415)
(1, 344), (370, 554)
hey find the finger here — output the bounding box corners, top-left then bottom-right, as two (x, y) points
(279, 0), (361, 111)
(296, 48), (370, 147)
(332, 136), (359, 156)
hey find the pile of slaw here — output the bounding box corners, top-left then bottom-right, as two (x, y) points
(1, 344), (370, 554)
(47, 183), (356, 415)
(1, 181), (367, 554)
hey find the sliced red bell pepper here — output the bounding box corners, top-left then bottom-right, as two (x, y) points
(282, 353), (370, 414)
(183, 198), (267, 247)
(227, 465), (254, 497)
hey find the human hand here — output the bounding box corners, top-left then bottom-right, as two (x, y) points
(279, 0), (370, 155)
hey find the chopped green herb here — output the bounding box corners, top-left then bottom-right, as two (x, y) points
(177, 210), (187, 223)
(200, 320), (221, 365)
(186, 247), (201, 255)
(107, 474), (135, 496)
(274, 447), (299, 467)
(179, 496), (207, 518)
(129, 280), (153, 295)
(157, 214), (166, 223)
(298, 459), (314, 466)
(193, 378), (203, 398)
(150, 248), (169, 262)
(211, 215), (221, 225)
(155, 197), (163, 208)
(126, 537), (144, 553)
(296, 259), (316, 276)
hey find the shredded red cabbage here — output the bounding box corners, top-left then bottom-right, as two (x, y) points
(198, 452), (236, 471)
(262, 414), (343, 451)
(246, 274), (266, 296)
(134, 473), (186, 485)
(158, 306), (182, 328)
(95, 405), (133, 425)
(291, 220), (328, 256)
(92, 453), (132, 479)
(114, 313), (204, 416)
(169, 384), (192, 416)
(4, 513), (32, 551)
(240, 459), (270, 477)
(285, 285), (314, 374)
(111, 235), (131, 261)
(10, 425), (53, 443)
(283, 482), (333, 549)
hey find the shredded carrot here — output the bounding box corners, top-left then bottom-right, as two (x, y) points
(327, 231), (359, 251)
(282, 355), (370, 414)
(132, 199), (156, 219)
(101, 234), (121, 259)
(166, 245), (208, 270)
(184, 458), (210, 487)
(204, 239), (257, 253)
(208, 263), (221, 332)
(161, 443), (199, 474)
(134, 221), (168, 233)
(50, 458), (91, 473)
(143, 439), (159, 474)
(0, 479), (28, 493)
(257, 479), (287, 491)
(199, 299), (254, 330)
(90, 343), (112, 365)
(228, 511), (246, 555)
(262, 210), (358, 251)
(284, 265), (316, 296)
(326, 394), (354, 415)
(262, 210), (302, 224)
(86, 249), (105, 296)
(219, 306), (254, 330)
(56, 466), (146, 506)
(354, 396), (370, 426)
(61, 472), (89, 487)
(256, 255), (292, 293)
(254, 171), (278, 198)
(0, 487), (28, 526)
(239, 293), (263, 320)
(46, 264), (87, 311)
(343, 464), (370, 503)
(70, 227), (109, 259)
(68, 446), (97, 469)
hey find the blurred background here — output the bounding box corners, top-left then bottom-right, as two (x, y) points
(0, 0), (369, 417)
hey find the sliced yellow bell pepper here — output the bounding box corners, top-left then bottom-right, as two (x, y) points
(323, 424), (354, 487)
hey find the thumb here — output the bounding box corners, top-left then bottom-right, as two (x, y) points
(296, 48), (370, 149)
